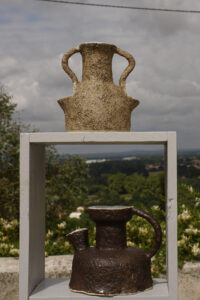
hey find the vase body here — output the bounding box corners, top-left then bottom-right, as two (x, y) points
(58, 43), (139, 131)
(67, 206), (162, 296)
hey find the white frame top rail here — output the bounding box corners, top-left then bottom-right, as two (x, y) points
(29, 131), (170, 144)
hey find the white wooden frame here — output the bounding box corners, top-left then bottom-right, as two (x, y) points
(19, 131), (177, 300)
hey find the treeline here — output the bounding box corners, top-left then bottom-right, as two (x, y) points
(89, 159), (148, 184)
(178, 165), (200, 178)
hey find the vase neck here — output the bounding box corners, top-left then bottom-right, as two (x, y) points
(80, 44), (115, 82)
(95, 221), (127, 249)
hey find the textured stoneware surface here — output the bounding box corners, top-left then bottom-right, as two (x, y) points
(67, 206), (162, 296)
(58, 43), (139, 131)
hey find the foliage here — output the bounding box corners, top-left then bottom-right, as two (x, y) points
(88, 159), (148, 186)
(45, 153), (90, 230)
(1, 183), (199, 278)
(125, 173), (165, 210)
(178, 165), (200, 178)
(0, 87), (22, 219)
(91, 172), (165, 210)
(0, 217), (19, 256)
(180, 177), (200, 193)
(177, 185), (200, 267)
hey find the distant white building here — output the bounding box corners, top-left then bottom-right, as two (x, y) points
(122, 156), (137, 161)
(86, 158), (108, 164)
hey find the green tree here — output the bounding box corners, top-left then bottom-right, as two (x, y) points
(46, 154), (90, 229)
(107, 173), (126, 194)
(0, 87), (23, 219)
(123, 173), (165, 209)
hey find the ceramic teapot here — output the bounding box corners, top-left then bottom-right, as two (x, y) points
(67, 206), (162, 296)
(58, 43), (139, 131)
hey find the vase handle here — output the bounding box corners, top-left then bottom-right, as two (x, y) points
(62, 46), (80, 85)
(131, 207), (162, 259)
(115, 47), (135, 89)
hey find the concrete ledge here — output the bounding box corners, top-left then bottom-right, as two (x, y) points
(0, 255), (72, 300)
(0, 256), (200, 300)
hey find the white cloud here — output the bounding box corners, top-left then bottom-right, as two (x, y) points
(0, 0), (200, 148)
(0, 57), (20, 77)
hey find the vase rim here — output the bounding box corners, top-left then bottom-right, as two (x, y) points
(79, 42), (117, 50)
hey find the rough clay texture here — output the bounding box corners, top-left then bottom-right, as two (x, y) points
(58, 43), (139, 131)
(70, 247), (152, 296)
(68, 207), (163, 295)
(0, 256), (200, 300)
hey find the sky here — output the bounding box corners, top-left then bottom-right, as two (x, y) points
(0, 0), (200, 153)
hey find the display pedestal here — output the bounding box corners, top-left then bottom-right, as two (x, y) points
(30, 278), (168, 300)
(19, 132), (178, 300)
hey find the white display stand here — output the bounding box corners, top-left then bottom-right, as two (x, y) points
(19, 132), (178, 300)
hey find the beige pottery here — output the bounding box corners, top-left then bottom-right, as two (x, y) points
(58, 42), (139, 131)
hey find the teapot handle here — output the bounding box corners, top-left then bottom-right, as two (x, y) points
(115, 47), (135, 90)
(62, 46), (80, 85)
(131, 207), (162, 259)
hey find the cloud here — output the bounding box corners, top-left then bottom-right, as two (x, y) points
(0, 0), (200, 149)
(0, 57), (20, 77)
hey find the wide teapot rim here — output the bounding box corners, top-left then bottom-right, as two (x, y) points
(87, 205), (132, 210)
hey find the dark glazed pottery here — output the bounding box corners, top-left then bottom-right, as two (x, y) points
(67, 206), (162, 296)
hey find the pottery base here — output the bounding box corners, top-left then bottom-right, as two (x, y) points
(69, 285), (153, 297)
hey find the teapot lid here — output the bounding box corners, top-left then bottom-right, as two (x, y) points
(88, 205), (132, 210)
(86, 206), (133, 222)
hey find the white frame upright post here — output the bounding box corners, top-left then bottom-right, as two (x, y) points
(19, 131), (177, 300)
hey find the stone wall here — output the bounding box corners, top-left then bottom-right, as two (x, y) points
(0, 256), (200, 300)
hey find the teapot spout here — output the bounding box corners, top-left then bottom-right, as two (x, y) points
(67, 228), (89, 251)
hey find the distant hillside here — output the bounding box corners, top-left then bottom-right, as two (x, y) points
(60, 148), (200, 160)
